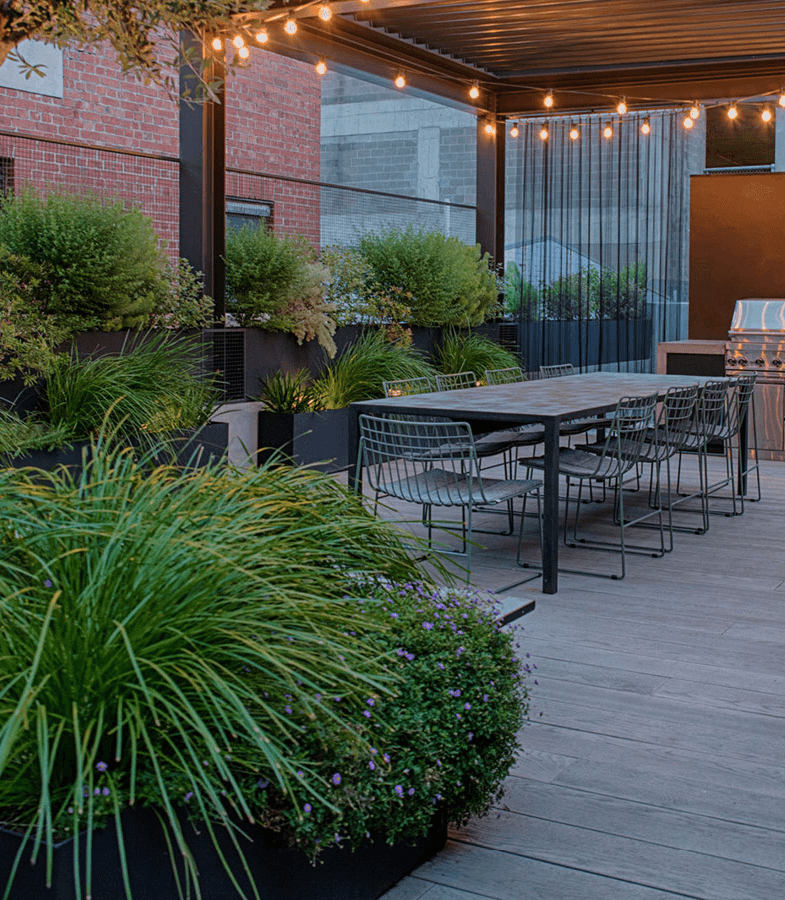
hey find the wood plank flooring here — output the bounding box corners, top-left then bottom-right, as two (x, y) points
(375, 456), (785, 900)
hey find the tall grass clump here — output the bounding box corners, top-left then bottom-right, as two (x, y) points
(434, 328), (521, 380)
(43, 333), (217, 445)
(0, 445), (421, 898)
(314, 330), (435, 409)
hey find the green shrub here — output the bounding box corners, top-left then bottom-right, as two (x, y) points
(259, 368), (319, 413)
(503, 261), (540, 320)
(225, 227), (337, 355)
(358, 227), (500, 327)
(43, 332), (217, 444)
(0, 446), (422, 894)
(148, 259), (215, 330)
(0, 408), (73, 457)
(434, 327), (520, 379)
(0, 190), (169, 330)
(313, 330), (436, 409)
(541, 263), (648, 320)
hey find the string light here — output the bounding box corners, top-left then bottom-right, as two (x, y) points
(544, 91), (554, 109)
(683, 115), (694, 130)
(315, 59), (327, 75)
(641, 118), (651, 135)
(603, 123), (613, 139)
(469, 82), (480, 99)
(394, 72), (406, 89)
(483, 119), (496, 135)
(509, 123), (519, 137)
(690, 103), (700, 120)
(238, 45), (250, 59)
(232, 35), (245, 49)
(318, 3), (333, 21)
(762, 106), (773, 122)
(569, 126), (580, 140)
(727, 103), (738, 119)
(211, 37), (223, 51)
(616, 98), (627, 115)
(539, 125), (549, 140)
(284, 16), (297, 35)
(779, 91), (785, 107)
(255, 29), (268, 44)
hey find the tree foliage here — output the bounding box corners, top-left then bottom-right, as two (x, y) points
(0, 0), (272, 94)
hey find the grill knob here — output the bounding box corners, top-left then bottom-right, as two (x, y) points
(755, 358), (766, 367)
(774, 359), (783, 367)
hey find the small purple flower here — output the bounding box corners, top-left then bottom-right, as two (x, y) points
(101, 787), (110, 796)
(422, 622), (433, 631)
(185, 792), (194, 801)
(464, 702), (471, 710)
(483, 694), (490, 702)
(363, 710), (371, 718)
(370, 747), (378, 755)
(304, 803), (312, 814)
(468, 732), (474, 741)
(331, 773), (342, 786)
(96, 761), (108, 772)
(366, 698), (375, 707)
(437, 662), (445, 670)
(405, 653), (415, 661)
(383, 753), (390, 763)
(369, 760), (376, 771)
(44, 579), (52, 588)
(394, 784), (403, 797)
(297, 770), (305, 779)
(407, 788), (415, 796)
(94, 788), (101, 796)
(257, 779), (269, 790)
(284, 705), (292, 715)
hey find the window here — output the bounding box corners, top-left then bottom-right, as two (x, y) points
(226, 197), (272, 233)
(705, 104), (775, 171)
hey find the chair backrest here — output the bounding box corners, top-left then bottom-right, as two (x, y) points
(485, 366), (525, 385)
(358, 414), (484, 507)
(539, 363), (575, 378)
(592, 393), (660, 475)
(658, 384), (701, 455)
(695, 380), (732, 444)
(728, 373), (756, 438)
(383, 376), (435, 398)
(435, 371), (478, 391)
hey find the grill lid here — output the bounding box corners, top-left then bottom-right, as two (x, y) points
(729, 298), (785, 335)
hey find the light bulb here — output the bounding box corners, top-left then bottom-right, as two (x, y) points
(616, 98), (627, 115)
(318, 4), (332, 21)
(255, 29), (268, 44)
(211, 37), (223, 51)
(683, 116), (694, 129)
(603, 123), (613, 139)
(238, 45), (250, 59)
(727, 104), (738, 120)
(284, 17), (297, 35)
(544, 91), (554, 108)
(762, 107), (773, 122)
(469, 82), (480, 99)
(779, 91), (785, 108)
(315, 59), (327, 75)
(641, 118), (651, 135)
(690, 103), (700, 119)
(569, 126), (579, 140)
(394, 73), (406, 89)
(539, 126), (549, 141)
(484, 121), (495, 135)
(232, 35), (245, 48)
(509, 124), (519, 137)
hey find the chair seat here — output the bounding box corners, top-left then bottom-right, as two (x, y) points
(476, 424), (545, 453)
(559, 415), (614, 436)
(525, 448), (624, 480)
(377, 468), (541, 507)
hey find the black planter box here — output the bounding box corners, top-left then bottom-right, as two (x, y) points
(4, 423), (229, 473)
(0, 807), (447, 900)
(258, 409), (350, 473)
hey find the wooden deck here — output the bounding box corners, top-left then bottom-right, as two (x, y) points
(375, 455), (785, 900)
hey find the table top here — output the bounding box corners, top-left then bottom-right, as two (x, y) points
(353, 372), (721, 425)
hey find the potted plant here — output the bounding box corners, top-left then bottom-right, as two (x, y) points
(0, 447), (533, 900)
(257, 330), (435, 471)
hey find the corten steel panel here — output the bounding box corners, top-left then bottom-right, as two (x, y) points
(689, 173), (785, 341)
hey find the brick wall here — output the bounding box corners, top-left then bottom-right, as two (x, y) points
(0, 42), (322, 252)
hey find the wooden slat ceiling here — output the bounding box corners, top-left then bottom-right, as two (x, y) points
(260, 0), (785, 116)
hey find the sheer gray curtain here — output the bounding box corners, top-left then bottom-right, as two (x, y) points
(505, 111), (695, 373)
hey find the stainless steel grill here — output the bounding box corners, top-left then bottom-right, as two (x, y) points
(725, 298), (785, 459)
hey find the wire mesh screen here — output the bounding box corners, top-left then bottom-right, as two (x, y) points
(0, 131), (180, 256)
(202, 329), (246, 402)
(506, 111), (693, 374)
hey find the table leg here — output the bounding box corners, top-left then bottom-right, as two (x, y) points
(542, 419), (560, 594)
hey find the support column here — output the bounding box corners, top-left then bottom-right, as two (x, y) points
(179, 32), (226, 322)
(476, 116), (505, 267)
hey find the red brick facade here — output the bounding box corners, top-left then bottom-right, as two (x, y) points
(0, 42), (321, 254)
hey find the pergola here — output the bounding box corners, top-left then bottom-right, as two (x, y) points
(181, 0), (785, 311)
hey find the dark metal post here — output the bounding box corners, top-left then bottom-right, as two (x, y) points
(476, 116), (505, 267)
(179, 31), (226, 322)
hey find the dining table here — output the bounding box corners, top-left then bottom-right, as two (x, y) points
(349, 371), (721, 594)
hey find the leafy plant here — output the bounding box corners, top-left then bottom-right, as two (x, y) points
(358, 227), (500, 327)
(540, 263), (648, 320)
(43, 332), (218, 444)
(503, 261), (540, 320)
(0, 443), (422, 897)
(0, 408), (73, 457)
(313, 330), (436, 410)
(148, 259), (215, 331)
(433, 328), (520, 380)
(259, 369), (319, 414)
(241, 580), (532, 857)
(225, 227), (337, 355)
(0, 190), (169, 331)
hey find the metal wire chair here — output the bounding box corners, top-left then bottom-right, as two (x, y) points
(484, 366), (526, 385)
(382, 376), (437, 397)
(526, 393), (660, 580)
(357, 413), (542, 584)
